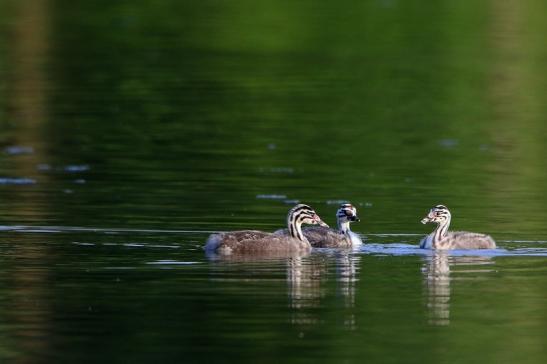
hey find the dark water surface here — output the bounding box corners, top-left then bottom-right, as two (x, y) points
(1, 0), (547, 363)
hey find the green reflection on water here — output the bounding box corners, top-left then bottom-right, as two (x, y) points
(1, 0), (547, 363)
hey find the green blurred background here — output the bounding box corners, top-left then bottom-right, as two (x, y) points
(0, 0), (546, 363)
(1, 0), (546, 235)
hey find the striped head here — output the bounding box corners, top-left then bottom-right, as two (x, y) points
(337, 203), (360, 224)
(288, 204), (328, 227)
(287, 204), (328, 241)
(421, 205), (451, 224)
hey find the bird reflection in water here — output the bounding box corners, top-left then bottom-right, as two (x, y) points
(205, 249), (361, 332)
(336, 251), (360, 330)
(422, 252), (494, 326)
(287, 252), (361, 330)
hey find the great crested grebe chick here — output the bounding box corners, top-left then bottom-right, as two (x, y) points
(205, 204), (328, 255)
(420, 205), (496, 250)
(276, 203), (363, 248)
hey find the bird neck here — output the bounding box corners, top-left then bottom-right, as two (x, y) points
(432, 217), (451, 247)
(338, 220), (351, 235)
(288, 215), (307, 242)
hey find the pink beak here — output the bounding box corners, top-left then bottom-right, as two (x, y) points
(421, 210), (435, 224)
(314, 214), (329, 228)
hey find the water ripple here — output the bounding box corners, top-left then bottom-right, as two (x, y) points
(147, 260), (200, 265)
(0, 177), (36, 185)
(359, 243), (547, 257)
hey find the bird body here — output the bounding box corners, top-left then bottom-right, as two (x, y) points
(276, 203), (363, 248)
(302, 227), (363, 248)
(206, 230), (312, 255)
(205, 204), (328, 255)
(420, 205), (496, 250)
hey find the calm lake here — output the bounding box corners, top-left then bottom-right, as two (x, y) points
(1, 0), (547, 363)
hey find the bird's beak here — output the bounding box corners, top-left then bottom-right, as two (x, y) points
(421, 211), (434, 224)
(350, 215), (360, 222)
(314, 214), (329, 228)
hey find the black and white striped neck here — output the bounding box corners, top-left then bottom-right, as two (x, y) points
(432, 216), (451, 247)
(287, 204), (315, 242)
